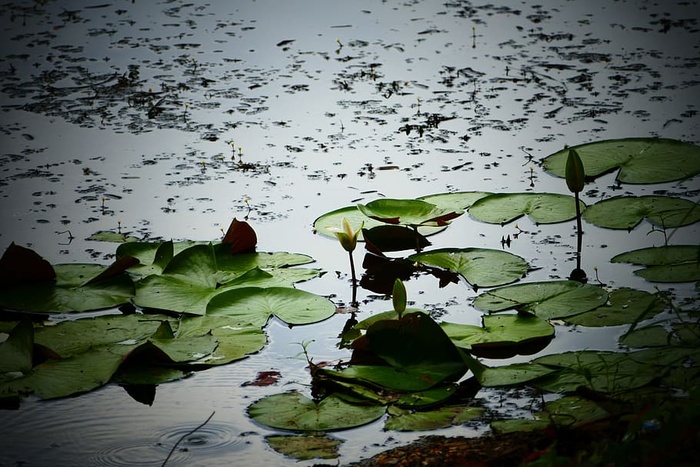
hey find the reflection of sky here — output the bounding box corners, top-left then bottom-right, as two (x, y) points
(0, 1), (698, 465)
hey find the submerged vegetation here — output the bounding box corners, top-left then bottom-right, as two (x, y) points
(1, 137), (698, 463)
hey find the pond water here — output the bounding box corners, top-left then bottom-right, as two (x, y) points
(0, 1), (698, 465)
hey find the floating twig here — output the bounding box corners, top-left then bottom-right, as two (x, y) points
(162, 410), (215, 467)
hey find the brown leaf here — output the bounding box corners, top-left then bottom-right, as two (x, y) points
(0, 243), (56, 287)
(222, 218), (257, 254)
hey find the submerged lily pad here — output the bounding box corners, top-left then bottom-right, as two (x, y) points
(266, 435), (342, 460)
(442, 314), (554, 349)
(247, 391), (385, 432)
(468, 193), (585, 225)
(582, 195), (700, 230)
(542, 138), (700, 184)
(409, 248), (529, 288)
(472, 280), (608, 319)
(357, 198), (463, 226)
(385, 405), (484, 431)
(611, 245), (700, 282)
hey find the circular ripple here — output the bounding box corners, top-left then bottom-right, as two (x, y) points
(155, 421), (249, 454)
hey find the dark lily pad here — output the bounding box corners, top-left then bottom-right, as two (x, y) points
(0, 321), (34, 373)
(0, 263), (135, 313)
(472, 280), (608, 319)
(542, 138), (700, 184)
(532, 350), (662, 394)
(409, 248), (529, 288)
(468, 193), (585, 225)
(611, 245), (700, 282)
(327, 312), (469, 392)
(247, 391), (385, 432)
(582, 195), (700, 230)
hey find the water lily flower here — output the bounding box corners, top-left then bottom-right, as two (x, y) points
(330, 218), (363, 252)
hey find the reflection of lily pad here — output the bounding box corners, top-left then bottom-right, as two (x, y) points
(611, 245), (700, 282)
(468, 193), (585, 225)
(442, 314), (554, 349)
(542, 138), (700, 184)
(563, 288), (665, 326)
(357, 198), (463, 226)
(248, 391), (385, 432)
(583, 195), (700, 230)
(409, 248), (528, 288)
(473, 280), (608, 319)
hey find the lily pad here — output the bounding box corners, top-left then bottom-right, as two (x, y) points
(418, 191), (493, 212)
(385, 405), (484, 431)
(563, 288), (665, 327)
(266, 435), (342, 460)
(468, 193), (585, 225)
(206, 286), (336, 327)
(0, 263), (135, 313)
(327, 312), (469, 392)
(542, 138), (700, 184)
(582, 196), (700, 230)
(409, 248), (529, 288)
(611, 245), (700, 282)
(533, 351), (660, 394)
(442, 314), (554, 349)
(247, 391), (385, 431)
(313, 205), (445, 241)
(357, 198), (463, 226)
(0, 321), (34, 373)
(472, 280), (608, 319)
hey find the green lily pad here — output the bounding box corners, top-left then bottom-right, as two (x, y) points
(0, 263), (135, 313)
(357, 198), (463, 226)
(563, 288), (665, 327)
(582, 196), (700, 230)
(313, 205), (445, 241)
(468, 192), (585, 225)
(490, 418), (550, 434)
(266, 435), (342, 460)
(472, 280), (608, 319)
(322, 377), (458, 408)
(175, 316), (266, 365)
(0, 321), (34, 373)
(442, 314), (554, 349)
(247, 391), (385, 431)
(409, 248), (529, 288)
(471, 361), (557, 387)
(384, 405), (484, 431)
(116, 240), (202, 277)
(611, 245), (700, 282)
(533, 351), (659, 394)
(542, 138), (700, 184)
(87, 230), (141, 243)
(418, 191), (493, 212)
(206, 286), (336, 327)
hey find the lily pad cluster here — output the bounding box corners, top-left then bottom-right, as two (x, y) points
(0, 219), (335, 405)
(250, 137), (698, 457)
